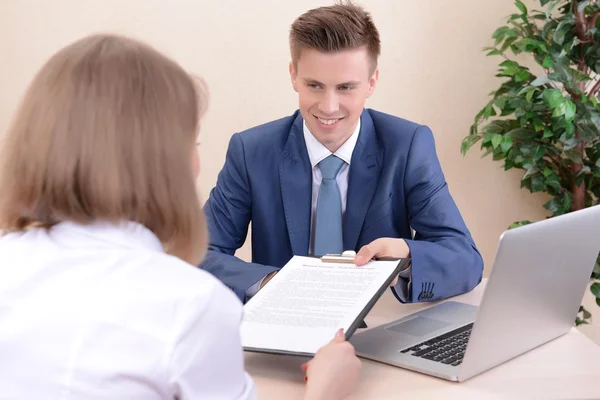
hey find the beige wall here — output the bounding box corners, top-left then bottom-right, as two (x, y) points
(0, 0), (548, 267)
(2, 0), (599, 343)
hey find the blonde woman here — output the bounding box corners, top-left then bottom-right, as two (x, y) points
(0, 34), (360, 400)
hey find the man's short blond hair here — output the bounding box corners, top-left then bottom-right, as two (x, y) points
(289, 1), (381, 74)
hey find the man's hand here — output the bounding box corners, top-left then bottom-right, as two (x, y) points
(354, 238), (411, 287)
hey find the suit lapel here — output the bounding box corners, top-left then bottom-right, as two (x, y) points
(344, 110), (383, 251)
(280, 113), (312, 256)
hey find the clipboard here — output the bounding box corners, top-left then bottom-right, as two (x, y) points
(314, 250), (410, 329)
(241, 254), (411, 356)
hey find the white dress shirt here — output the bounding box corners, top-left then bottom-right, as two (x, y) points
(303, 119), (360, 255)
(245, 120), (360, 299)
(0, 221), (256, 400)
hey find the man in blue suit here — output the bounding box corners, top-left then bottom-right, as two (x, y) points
(202, 2), (483, 304)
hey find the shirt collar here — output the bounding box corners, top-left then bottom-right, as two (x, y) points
(51, 220), (164, 252)
(303, 118), (361, 168)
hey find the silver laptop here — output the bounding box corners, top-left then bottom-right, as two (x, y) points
(350, 205), (600, 382)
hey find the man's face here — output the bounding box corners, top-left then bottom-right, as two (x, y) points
(290, 46), (378, 152)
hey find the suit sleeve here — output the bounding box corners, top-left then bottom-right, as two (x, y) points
(201, 133), (279, 302)
(392, 125), (483, 303)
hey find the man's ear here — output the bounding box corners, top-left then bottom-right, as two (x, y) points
(289, 61), (299, 93)
(366, 68), (379, 98)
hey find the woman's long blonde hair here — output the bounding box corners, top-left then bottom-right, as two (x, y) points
(0, 34), (207, 265)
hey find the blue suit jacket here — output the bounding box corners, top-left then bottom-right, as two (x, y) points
(202, 109), (483, 303)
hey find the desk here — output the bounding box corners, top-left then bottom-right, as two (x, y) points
(244, 280), (600, 399)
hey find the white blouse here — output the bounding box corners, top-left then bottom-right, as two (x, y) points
(0, 221), (256, 399)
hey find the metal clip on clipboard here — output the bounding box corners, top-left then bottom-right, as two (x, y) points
(320, 250), (358, 263)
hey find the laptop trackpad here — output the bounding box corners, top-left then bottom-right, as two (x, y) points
(386, 316), (451, 337)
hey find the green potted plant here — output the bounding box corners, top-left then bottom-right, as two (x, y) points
(461, 0), (600, 324)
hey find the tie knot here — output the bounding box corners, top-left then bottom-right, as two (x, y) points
(318, 155), (345, 180)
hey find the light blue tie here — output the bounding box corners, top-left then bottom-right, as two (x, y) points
(313, 155), (345, 256)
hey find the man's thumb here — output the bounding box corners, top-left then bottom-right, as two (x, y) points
(355, 246), (373, 265)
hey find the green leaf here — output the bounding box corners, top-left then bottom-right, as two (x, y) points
(481, 148), (494, 158)
(531, 175), (545, 192)
(508, 220), (532, 229)
(523, 166), (538, 180)
(484, 103), (497, 119)
(493, 148), (507, 161)
(532, 145), (545, 160)
(544, 196), (562, 214)
(492, 26), (509, 38)
(564, 100), (576, 121)
(531, 76), (550, 86)
(546, 177), (562, 193)
(501, 136), (513, 153)
(506, 128), (537, 140)
(501, 37), (518, 52)
(491, 134), (503, 149)
(543, 89), (564, 108)
(577, 165), (591, 177)
(546, 0), (559, 20)
(515, 69), (530, 82)
(565, 150), (583, 164)
(592, 282), (600, 298)
(542, 55), (553, 68)
(499, 60), (519, 68)
(493, 26), (510, 44)
(487, 49), (502, 56)
(553, 21), (572, 45)
(544, 193), (571, 215)
(515, 0), (527, 14)
(521, 176), (532, 189)
(564, 122), (576, 139)
(553, 101), (568, 117)
(562, 136), (580, 150)
(495, 96), (507, 110)
(461, 135), (481, 155)
(578, 0), (590, 13)
(543, 128), (554, 138)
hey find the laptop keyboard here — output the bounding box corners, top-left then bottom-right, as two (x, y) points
(400, 323), (473, 367)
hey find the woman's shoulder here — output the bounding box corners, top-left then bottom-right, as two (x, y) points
(138, 251), (243, 314)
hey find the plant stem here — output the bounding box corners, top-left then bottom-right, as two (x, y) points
(545, 153), (573, 180)
(591, 12), (600, 30)
(573, 1), (588, 211)
(590, 79), (600, 97)
(572, 158), (586, 211)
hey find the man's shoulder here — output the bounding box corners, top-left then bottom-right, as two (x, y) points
(366, 108), (426, 136)
(235, 110), (300, 145)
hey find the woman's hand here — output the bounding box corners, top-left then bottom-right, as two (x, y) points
(302, 329), (361, 400)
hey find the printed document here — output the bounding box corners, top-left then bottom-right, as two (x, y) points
(241, 255), (407, 355)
